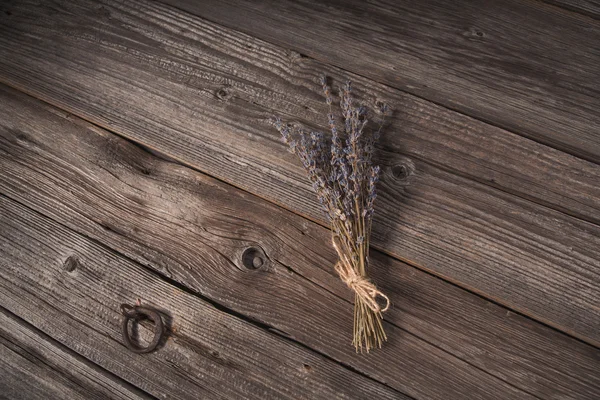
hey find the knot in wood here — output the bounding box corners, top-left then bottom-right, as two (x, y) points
(241, 246), (267, 270)
(388, 157), (415, 185)
(216, 87), (232, 101)
(63, 255), (79, 273)
(392, 164), (409, 180)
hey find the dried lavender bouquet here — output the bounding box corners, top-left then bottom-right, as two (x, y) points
(273, 77), (390, 352)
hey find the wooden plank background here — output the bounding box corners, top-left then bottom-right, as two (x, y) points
(1, 85), (599, 399)
(542, 0), (600, 17)
(160, 0), (600, 162)
(0, 0), (598, 398)
(0, 309), (151, 400)
(0, 0), (598, 345)
(0, 194), (406, 400)
(0, 308), (150, 400)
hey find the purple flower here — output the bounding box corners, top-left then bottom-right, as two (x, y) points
(273, 76), (388, 234)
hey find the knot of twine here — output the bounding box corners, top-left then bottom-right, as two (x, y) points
(332, 236), (390, 314)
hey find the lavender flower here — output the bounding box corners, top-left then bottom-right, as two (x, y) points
(273, 76), (391, 353)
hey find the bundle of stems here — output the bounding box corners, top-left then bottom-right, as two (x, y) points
(273, 76), (390, 352)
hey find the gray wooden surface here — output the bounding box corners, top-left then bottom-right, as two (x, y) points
(0, 0), (598, 399)
(0, 308), (150, 400)
(160, 0), (600, 162)
(0, 0), (598, 347)
(0, 192), (406, 400)
(543, 0), (600, 17)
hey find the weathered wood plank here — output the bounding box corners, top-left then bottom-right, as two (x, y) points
(0, 197), (410, 400)
(1, 86), (599, 399)
(157, 0), (600, 162)
(2, 0), (597, 226)
(0, 0), (598, 343)
(0, 308), (152, 400)
(543, 0), (600, 18)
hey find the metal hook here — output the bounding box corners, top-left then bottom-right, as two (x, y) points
(120, 303), (164, 354)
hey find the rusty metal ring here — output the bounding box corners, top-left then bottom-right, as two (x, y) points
(120, 304), (164, 354)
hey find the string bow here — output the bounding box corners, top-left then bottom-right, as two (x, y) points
(332, 236), (390, 313)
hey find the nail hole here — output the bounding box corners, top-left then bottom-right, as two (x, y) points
(63, 255), (79, 273)
(241, 247), (266, 270)
(303, 364), (312, 372)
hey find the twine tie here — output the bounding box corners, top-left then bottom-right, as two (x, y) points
(332, 236), (390, 313)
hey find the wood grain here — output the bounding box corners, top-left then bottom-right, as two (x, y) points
(0, 197), (412, 400)
(1, 0), (597, 226)
(0, 0), (598, 344)
(0, 308), (152, 400)
(543, 0), (600, 18)
(157, 0), (600, 163)
(1, 85), (599, 399)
